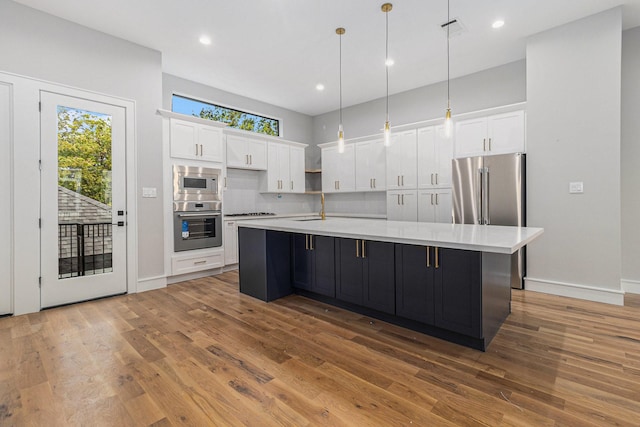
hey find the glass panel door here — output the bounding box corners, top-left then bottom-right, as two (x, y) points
(40, 92), (127, 308)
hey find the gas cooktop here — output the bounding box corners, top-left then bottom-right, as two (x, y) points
(225, 212), (277, 217)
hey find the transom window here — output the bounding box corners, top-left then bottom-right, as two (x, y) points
(172, 94), (280, 136)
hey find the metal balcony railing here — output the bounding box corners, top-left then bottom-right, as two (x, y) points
(58, 222), (113, 279)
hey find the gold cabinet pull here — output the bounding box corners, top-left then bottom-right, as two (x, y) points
(356, 239), (360, 258)
(435, 193), (439, 205)
(305, 234), (309, 250)
(310, 235), (314, 250)
(426, 246), (430, 267)
(431, 173), (434, 185)
(435, 247), (439, 269)
(195, 144), (199, 156)
(361, 240), (366, 258)
(435, 173), (438, 185)
(488, 138), (492, 151)
(483, 138), (486, 151)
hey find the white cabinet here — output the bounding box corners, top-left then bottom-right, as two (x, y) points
(386, 130), (417, 190)
(355, 138), (386, 191)
(224, 220), (239, 265)
(454, 110), (525, 158)
(226, 133), (267, 170)
(417, 125), (452, 188)
(418, 189), (453, 223)
(264, 142), (305, 193)
(321, 144), (356, 193)
(170, 118), (223, 162)
(171, 249), (224, 275)
(387, 190), (418, 222)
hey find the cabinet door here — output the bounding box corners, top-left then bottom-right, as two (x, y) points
(434, 189), (453, 223)
(417, 191), (436, 223)
(336, 144), (356, 192)
(321, 146), (338, 193)
(311, 235), (335, 297)
(400, 190), (418, 222)
(487, 110), (525, 155)
(434, 125), (453, 187)
(417, 126), (437, 188)
(335, 238), (363, 305)
(292, 234), (312, 290)
(289, 146), (306, 193)
(223, 221), (239, 265)
(387, 191), (404, 221)
(170, 119), (199, 160)
(246, 139), (267, 170)
(355, 139), (385, 192)
(198, 126), (223, 162)
(266, 142), (281, 192)
(226, 134), (248, 168)
(434, 248), (482, 337)
(387, 130), (417, 189)
(454, 117), (487, 158)
(363, 240), (395, 314)
(395, 244), (435, 325)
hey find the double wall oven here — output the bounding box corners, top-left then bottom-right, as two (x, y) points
(173, 165), (222, 252)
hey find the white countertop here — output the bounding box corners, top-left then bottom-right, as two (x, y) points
(238, 217), (543, 254)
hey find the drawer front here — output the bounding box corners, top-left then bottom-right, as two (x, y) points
(172, 251), (224, 275)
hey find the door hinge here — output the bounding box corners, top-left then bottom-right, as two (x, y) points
(38, 101), (41, 112)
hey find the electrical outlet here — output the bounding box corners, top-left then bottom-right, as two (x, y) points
(142, 187), (157, 198)
(569, 182), (583, 194)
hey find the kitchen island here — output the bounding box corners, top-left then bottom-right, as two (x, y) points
(237, 217), (543, 350)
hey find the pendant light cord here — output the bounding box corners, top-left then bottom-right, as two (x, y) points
(339, 32), (343, 126)
(385, 9), (389, 122)
(447, 0), (450, 110)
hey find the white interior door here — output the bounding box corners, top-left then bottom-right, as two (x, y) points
(0, 83), (12, 315)
(40, 91), (127, 308)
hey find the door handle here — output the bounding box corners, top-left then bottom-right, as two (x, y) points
(356, 239), (360, 258)
(305, 234), (309, 250)
(361, 240), (366, 258)
(250, 154), (252, 165)
(397, 175), (400, 186)
(200, 144), (203, 156)
(402, 194), (405, 205)
(430, 194), (434, 205)
(112, 221), (125, 227)
(373, 178), (376, 188)
(291, 181), (294, 190)
(245, 154), (249, 165)
(426, 246), (430, 267)
(483, 138), (486, 151)
(435, 193), (439, 205)
(397, 194), (401, 205)
(310, 235), (314, 250)
(435, 247), (439, 269)
(195, 144), (199, 156)
(401, 175), (404, 186)
(435, 173), (438, 185)
(488, 138), (492, 151)
(484, 169), (490, 225)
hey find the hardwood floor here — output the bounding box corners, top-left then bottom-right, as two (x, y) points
(1, 271), (640, 426)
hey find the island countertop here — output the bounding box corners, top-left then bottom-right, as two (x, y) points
(238, 217), (543, 254)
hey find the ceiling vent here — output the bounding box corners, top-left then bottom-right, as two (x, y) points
(441, 18), (466, 38)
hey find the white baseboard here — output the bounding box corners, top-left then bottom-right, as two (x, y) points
(622, 279), (640, 294)
(525, 277), (624, 306)
(166, 268), (224, 285)
(136, 275), (167, 293)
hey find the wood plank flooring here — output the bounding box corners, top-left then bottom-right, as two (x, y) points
(1, 271), (640, 426)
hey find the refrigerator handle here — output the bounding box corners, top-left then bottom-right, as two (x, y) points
(476, 168), (483, 224)
(483, 167), (490, 225)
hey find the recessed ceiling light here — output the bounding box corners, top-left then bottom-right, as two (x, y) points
(199, 35), (212, 45)
(492, 20), (505, 29)
(385, 58), (395, 67)
(315, 83), (325, 91)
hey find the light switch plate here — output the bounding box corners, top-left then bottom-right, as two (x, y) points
(142, 187), (157, 198)
(569, 182), (583, 194)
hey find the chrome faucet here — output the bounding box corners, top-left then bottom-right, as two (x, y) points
(320, 192), (326, 220)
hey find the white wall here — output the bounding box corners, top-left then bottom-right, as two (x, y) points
(621, 26), (640, 293)
(526, 8), (623, 303)
(0, 83), (11, 314)
(0, 0), (165, 305)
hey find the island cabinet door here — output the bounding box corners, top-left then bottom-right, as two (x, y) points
(291, 234), (312, 291)
(311, 235), (336, 297)
(362, 240), (395, 314)
(395, 244), (435, 325)
(335, 238), (364, 305)
(433, 248), (482, 337)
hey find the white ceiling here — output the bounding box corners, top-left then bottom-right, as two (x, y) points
(12, 0), (640, 116)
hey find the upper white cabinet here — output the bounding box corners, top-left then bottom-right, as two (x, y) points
(355, 138), (386, 192)
(418, 189), (452, 223)
(226, 133), (267, 170)
(417, 125), (452, 189)
(386, 130), (417, 190)
(387, 190), (418, 221)
(322, 144), (356, 193)
(454, 110), (525, 158)
(264, 142), (305, 193)
(170, 118), (223, 162)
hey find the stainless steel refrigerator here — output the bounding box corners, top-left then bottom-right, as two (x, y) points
(452, 153), (526, 289)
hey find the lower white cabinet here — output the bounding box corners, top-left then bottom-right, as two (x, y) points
(387, 190), (418, 221)
(418, 189), (453, 223)
(171, 249), (224, 275)
(224, 220), (239, 265)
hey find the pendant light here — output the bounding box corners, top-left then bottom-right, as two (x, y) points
(336, 27), (346, 154)
(382, 3), (393, 147)
(444, 0), (452, 138)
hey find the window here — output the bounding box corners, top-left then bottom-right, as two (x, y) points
(172, 94), (280, 137)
